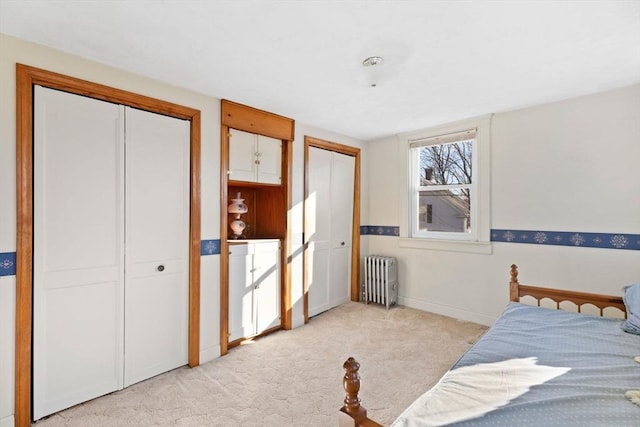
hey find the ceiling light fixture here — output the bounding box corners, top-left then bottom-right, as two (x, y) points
(362, 56), (384, 87)
(362, 56), (384, 67)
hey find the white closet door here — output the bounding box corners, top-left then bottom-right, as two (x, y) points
(307, 147), (355, 318)
(307, 147), (332, 317)
(33, 86), (125, 419)
(329, 153), (355, 307)
(124, 107), (190, 387)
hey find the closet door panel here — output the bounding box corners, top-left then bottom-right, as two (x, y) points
(306, 147), (332, 317)
(33, 86), (125, 420)
(329, 246), (351, 307)
(330, 153), (355, 249)
(329, 153), (355, 307)
(307, 242), (330, 317)
(124, 107), (190, 387)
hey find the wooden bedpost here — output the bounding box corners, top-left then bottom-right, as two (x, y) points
(339, 358), (382, 427)
(340, 358), (367, 424)
(509, 264), (519, 302)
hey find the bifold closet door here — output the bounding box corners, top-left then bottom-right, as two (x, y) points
(307, 147), (355, 318)
(307, 147), (332, 317)
(328, 152), (355, 308)
(33, 86), (126, 419)
(33, 87), (190, 419)
(123, 106), (189, 387)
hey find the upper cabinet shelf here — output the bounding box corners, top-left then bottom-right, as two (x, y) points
(228, 128), (282, 185)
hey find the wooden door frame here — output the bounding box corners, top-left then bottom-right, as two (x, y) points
(303, 136), (361, 323)
(15, 64), (201, 426)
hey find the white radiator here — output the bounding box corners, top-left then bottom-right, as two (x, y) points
(363, 255), (398, 309)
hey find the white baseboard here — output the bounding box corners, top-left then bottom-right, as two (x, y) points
(398, 296), (496, 326)
(0, 414), (14, 427)
(199, 344), (220, 364)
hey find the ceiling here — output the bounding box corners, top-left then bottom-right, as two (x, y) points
(1, 0), (639, 141)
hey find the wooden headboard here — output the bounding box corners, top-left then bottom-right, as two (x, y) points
(509, 264), (626, 316)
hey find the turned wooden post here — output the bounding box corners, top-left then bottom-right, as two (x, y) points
(509, 264), (519, 302)
(340, 357), (368, 425)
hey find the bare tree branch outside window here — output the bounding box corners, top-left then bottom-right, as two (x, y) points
(420, 141), (472, 184)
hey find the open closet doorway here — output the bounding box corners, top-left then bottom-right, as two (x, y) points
(303, 136), (360, 322)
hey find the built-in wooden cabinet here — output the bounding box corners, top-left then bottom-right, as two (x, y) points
(228, 240), (281, 343)
(220, 99), (294, 355)
(229, 128), (282, 184)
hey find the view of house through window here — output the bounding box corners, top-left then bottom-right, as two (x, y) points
(411, 129), (476, 238)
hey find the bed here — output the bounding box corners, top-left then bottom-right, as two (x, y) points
(339, 264), (640, 426)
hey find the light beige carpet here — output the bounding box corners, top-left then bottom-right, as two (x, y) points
(34, 302), (487, 427)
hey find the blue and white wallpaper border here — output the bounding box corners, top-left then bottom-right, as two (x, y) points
(2, 229), (637, 278)
(491, 229), (640, 251)
(360, 225), (400, 236)
(0, 252), (16, 277)
(360, 225), (640, 251)
(201, 239), (221, 256)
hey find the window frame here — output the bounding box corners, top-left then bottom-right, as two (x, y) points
(398, 115), (492, 254)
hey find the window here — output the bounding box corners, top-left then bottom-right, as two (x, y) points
(410, 129), (477, 240)
(399, 115), (491, 253)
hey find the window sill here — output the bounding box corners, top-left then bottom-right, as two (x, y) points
(398, 237), (493, 254)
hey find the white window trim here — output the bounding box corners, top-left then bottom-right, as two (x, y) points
(397, 114), (493, 254)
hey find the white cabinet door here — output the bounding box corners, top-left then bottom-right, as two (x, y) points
(228, 243), (255, 342)
(228, 128), (257, 182)
(228, 240), (280, 341)
(254, 241), (281, 333)
(307, 147), (355, 318)
(256, 135), (282, 184)
(123, 107), (190, 387)
(33, 86), (125, 419)
(228, 128), (281, 184)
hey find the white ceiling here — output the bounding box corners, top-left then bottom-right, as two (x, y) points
(1, 0), (639, 140)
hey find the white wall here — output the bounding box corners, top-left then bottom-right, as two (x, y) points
(0, 33), (367, 426)
(367, 85), (640, 325)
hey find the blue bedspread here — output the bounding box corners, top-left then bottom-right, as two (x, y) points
(392, 303), (640, 426)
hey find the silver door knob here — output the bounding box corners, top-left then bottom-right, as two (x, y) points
(157, 265), (165, 272)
